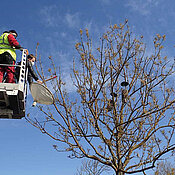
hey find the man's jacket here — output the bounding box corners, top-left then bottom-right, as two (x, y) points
(16, 60), (39, 84)
(0, 32), (21, 61)
(27, 60), (39, 84)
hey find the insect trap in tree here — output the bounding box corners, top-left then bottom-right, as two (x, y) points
(121, 81), (129, 87)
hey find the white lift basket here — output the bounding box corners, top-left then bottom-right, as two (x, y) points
(0, 50), (28, 119)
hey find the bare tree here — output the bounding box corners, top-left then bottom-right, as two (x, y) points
(26, 20), (175, 175)
(154, 160), (175, 175)
(75, 159), (112, 175)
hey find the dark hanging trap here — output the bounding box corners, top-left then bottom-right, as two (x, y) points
(121, 81), (129, 87)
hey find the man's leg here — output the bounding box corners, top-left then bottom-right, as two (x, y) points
(6, 61), (15, 83)
(0, 67), (5, 82)
(0, 53), (6, 82)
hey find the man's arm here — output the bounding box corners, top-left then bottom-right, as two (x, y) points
(8, 34), (23, 50)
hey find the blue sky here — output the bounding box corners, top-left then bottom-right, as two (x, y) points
(0, 0), (175, 175)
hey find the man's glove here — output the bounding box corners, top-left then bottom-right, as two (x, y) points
(19, 47), (24, 51)
(15, 44), (24, 51)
